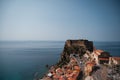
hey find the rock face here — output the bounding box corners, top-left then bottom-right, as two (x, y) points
(57, 39), (93, 67)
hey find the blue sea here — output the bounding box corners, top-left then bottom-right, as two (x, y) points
(0, 41), (120, 80)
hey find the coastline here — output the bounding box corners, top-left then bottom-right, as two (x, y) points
(40, 39), (120, 80)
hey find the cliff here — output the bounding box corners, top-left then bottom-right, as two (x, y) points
(57, 39), (93, 67)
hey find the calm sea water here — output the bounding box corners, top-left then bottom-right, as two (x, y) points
(0, 41), (120, 80)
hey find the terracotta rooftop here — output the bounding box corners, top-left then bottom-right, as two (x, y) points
(96, 49), (104, 53)
(94, 49), (104, 56)
(43, 57), (81, 80)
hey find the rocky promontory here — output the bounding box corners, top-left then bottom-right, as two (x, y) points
(57, 39), (93, 67)
(40, 39), (120, 80)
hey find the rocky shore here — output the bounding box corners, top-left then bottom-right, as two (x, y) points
(40, 39), (120, 80)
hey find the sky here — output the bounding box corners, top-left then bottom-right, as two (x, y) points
(0, 0), (120, 41)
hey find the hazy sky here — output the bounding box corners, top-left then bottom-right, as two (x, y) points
(0, 0), (120, 41)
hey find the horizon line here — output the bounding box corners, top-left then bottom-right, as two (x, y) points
(0, 40), (120, 42)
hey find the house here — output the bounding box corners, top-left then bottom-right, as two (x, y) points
(98, 52), (111, 64)
(84, 53), (89, 59)
(91, 49), (104, 65)
(84, 61), (95, 76)
(109, 57), (120, 65)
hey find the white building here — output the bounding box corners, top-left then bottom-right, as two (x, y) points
(91, 49), (104, 65)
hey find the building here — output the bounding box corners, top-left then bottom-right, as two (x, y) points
(98, 52), (111, 64)
(109, 57), (120, 65)
(91, 49), (104, 65)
